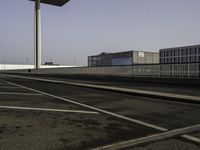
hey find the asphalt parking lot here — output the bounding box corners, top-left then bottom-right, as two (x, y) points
(22, 75), (200, 97)
(0, 74), (200, 150)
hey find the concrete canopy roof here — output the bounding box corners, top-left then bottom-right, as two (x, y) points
(30, 0), (70, 6)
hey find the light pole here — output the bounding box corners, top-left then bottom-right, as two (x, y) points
(35, 0), (41, 69)
(30, 0), (70, 69)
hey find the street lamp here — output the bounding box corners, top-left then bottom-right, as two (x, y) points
(29, 0), (70, 69)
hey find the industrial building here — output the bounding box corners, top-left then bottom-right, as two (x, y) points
(160, 45), (200, 64)
(88, 51), (159, 67)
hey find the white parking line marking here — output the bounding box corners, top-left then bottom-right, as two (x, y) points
(0, 105), (100, 114)
(93, 124), (200, 150)
(3, 79), (168, 132)
(181, 135), (200, 144)
(0, 92), (43, 96)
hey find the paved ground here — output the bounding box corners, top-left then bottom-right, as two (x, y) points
(0, 74), (200, 150)
(18, 74), (200, 97)
(131, 138), (200, 150)
(191, 132), (200, 139)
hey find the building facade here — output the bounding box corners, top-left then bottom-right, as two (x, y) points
(160, 45), (200, 64)
(88, 51), (159, 67)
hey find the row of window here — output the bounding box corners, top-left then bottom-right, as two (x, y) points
(88, 59), (112, 66)
(160, 47), (200, 57)
(160, 56), (200, 63)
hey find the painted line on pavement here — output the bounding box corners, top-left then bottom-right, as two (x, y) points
(93, 124), (200, 150)
(181, 135), (200, 144)
(0, 105), (99, 114)
(3, 79), (168, 132)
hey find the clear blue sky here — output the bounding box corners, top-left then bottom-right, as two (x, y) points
(0, 0), (200, 66)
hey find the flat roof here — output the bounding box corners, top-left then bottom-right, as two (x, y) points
(160, 44), (200, 51)
(30, 0), (70, 6)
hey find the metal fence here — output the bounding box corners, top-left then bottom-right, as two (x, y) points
(3, 63), (200, 78)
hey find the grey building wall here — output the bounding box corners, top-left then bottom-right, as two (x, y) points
(88, 50), (159, 67)
(88, 53), (112, 67)
(133, 51), (159, 64)
(160, 45), (200, 64)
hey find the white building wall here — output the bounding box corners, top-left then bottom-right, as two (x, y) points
(0, 64), (75, 70)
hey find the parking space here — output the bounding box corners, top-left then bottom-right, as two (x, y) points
(0, 86), (38, 94)
(0, 94), (90, 111)
(0, 75), (200, 149)
(0, 78), (159, 150)
(0, 80), (84, 111)
(130, 138), (200, 150)
(0, 109), (160, 150)
(61, 92), (200, 130)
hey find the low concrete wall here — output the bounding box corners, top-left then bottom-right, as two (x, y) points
(1, 65), (200, 85)
(0, 63), (199, 82)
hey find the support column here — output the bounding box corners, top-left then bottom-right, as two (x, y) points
(35, 0), (41, 69)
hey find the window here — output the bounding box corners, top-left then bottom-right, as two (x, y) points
(186, 49), (188, 55)
(174, 50), (177, 56)
(195, 48), (197, 54)
(181, 49), (185, 55)
(173, 50), (175, 56)
(181, 57), (186, 63)
(191, 48), (195, 55)
(163, 51), (165, 57)
(167, 50), (169, 56)
(189, 48), (192, 55)
(175, 57), (180, 63)
(167, 58), (171, 63)
(189, 56), (195, 62)
(167, 51), (170, 57)
(160, 51), (163, 57)
(165, 58), (168, 63)
(177, 49), (180, 56)
(185, 57), (187, 63)
(175, 50), (178, 56)
(162, 58), (164, 63)
(181, 57), (184, 62)
(169, 51), (172, 56)
(164, 51), (166, 57)
(174, 57), (177, 63)
(160, 58), (163, 63)
(194, 56), (197, 62)
(163, 51), (166, 57)
(170, 58), (173, 63)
